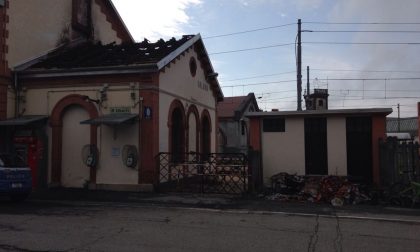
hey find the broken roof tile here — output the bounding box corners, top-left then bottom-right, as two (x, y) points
(29, 35), (196, 70)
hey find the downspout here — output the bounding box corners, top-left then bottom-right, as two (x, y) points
(14, 71), (19, 117)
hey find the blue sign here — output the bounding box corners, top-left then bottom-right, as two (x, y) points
(144, 106), (152, 119)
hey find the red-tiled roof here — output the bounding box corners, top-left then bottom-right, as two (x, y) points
(217, 96), (248, 118)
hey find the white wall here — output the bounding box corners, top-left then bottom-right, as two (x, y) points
(24, 84), (140, 187)
(96, 124), (138, 185)
(261, 116), (350, 185)
(327, 117), (347, 176)
(159, 48), (217, 153)
(91, 2), (122, 45)
(262, 118), (305, 184)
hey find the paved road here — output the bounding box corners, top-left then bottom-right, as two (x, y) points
(0, 200), (420, 251)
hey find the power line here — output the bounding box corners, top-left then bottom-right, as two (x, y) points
(303, 22), (420, 25)
(209, 43), (295, 55)
(219, 68), (420, 83)
(311, 68), (420, 74)
(305, 30), (420, 33)
(202, 22), (420, 40)
(221, 79), (296, 88)
(315, 77), (420, 81)
(304, 41), (420, 45)
(209, 41), (420, 56)
(219, 71), (296, 82)
(221, 77), (420, 88)
(203, 23), (295, 39)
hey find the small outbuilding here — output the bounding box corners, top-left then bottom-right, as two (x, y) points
(246, 108), (392, 186)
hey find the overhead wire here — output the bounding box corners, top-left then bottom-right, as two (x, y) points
(209, 42), (295, 55)
(203, 23), (295, 39)
(303, 22), (420, 25)
(304, 41), (420, 45)
(305, 30), (420, 33)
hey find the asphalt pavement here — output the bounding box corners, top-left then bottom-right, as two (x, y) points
(28, 188), (420, 222)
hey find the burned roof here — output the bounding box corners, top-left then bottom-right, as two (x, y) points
(29, 35), (195, 70)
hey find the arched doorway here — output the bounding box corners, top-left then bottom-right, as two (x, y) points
(50, 94), (98, 186)
(168, 100), (186, 162)
(61, 105), (90, 188)
(201, 110), (211, 160)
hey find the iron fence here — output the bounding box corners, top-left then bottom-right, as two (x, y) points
(157, 152), (249, 194)
(379, 137), (420, 186)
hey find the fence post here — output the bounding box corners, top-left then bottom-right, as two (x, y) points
(248, 149), (262, 192)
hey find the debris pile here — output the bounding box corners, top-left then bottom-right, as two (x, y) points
(267, 173), (371, 206)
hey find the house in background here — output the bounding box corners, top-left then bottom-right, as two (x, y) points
(247, 108), (392, 186)
(217, 93), (259, 153)
(386, 117), (418, 142)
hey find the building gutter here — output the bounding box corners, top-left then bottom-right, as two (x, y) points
(245, 108), (393, 118)
(17, 64), (159, 79)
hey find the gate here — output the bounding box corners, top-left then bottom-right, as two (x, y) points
(379, 137), (420, 186)
(157, 152), (249, 194)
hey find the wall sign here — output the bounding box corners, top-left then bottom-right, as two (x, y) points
(111, 147), (121, 157)
(144, 106), (152, 119)
(110, 106), (131, 113)
(197, 80), (209, 91)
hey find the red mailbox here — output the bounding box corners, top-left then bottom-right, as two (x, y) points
(14, 136), (43, 188)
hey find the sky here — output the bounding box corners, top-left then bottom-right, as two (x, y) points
(111, 0), (420, 117)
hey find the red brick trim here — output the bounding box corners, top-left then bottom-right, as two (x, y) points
(249, 117), (261, 151)
(186, 104), (200, 152)
(94, 0), (133, 43)
(138, 80), (159, 184)
(371, 115), (386, 186)
(418, 102), (420, 145)
(49, 94), (98, 186)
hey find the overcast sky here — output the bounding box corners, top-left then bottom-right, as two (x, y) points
(111, 0), (420, 117)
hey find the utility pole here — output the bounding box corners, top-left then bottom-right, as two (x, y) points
(297, 19), (302, 111)
(306, 66), (310, 96)
(397, 103), (400, 132)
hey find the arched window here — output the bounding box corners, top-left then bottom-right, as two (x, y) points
(200, 110), (211, 161)
(168, 100), (186, 162)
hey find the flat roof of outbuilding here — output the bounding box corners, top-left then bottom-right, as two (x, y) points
(245, 108), (393, 117)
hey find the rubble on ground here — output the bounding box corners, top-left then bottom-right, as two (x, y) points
(266, 173), (371, 206)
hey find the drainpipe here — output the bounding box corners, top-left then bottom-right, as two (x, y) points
(14, 72), (19, 118)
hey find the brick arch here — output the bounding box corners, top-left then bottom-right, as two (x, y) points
(167, 99), (186, 159)
(186, 105), (200, 153)
(50, 94), (98, 186)
(200, 109), (212, 157)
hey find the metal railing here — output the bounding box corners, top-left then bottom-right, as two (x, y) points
(157, 152), (249, 194)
